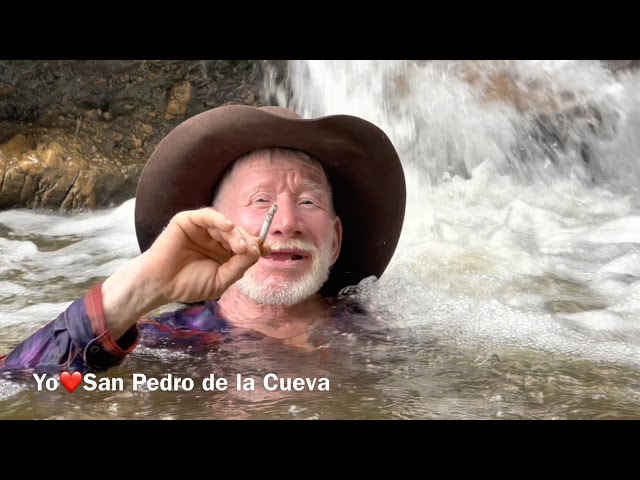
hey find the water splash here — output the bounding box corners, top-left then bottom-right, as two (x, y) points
(262, 60), (640, 366)
(265, 60), (639, 189)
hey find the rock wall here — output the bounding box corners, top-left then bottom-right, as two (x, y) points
(0, 60), (270, 211)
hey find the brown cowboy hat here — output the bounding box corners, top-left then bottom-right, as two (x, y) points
(134, 104), (406, 297)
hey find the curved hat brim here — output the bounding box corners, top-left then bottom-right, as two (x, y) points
(134, 105), (406, 297)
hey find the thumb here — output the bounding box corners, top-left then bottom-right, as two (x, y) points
(259, 242), (272, 257)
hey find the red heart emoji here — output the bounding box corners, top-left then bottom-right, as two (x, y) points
(60, 371), (82, 393)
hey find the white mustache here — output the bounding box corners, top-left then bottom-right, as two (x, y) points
(262, 239), (319, 254)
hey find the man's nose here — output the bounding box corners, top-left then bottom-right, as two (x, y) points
(269, 199), (303, 238)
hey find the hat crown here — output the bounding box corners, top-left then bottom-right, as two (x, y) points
(259, 106), (303, 120)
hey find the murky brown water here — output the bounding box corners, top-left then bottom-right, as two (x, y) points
(3, 320), (640, 420)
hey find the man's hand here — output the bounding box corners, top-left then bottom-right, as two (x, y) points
(101, 207), (270, 340)
(143, 207), (270, 304)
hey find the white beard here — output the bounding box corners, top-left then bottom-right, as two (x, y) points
(235, 237), (335, 305)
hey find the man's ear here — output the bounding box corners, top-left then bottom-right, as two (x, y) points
(331, 216), (343, 265)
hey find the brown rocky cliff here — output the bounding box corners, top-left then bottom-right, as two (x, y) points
(0, 60), (271, 211)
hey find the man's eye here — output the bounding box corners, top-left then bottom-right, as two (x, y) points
(301, 200), (317, 205)
(255, 198), (269, 203)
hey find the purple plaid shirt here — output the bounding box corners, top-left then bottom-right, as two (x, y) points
(0, 283), (367, 374)
(0, 283), (232, 374)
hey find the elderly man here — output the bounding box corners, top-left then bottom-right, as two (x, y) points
(0, 105), (406, 373)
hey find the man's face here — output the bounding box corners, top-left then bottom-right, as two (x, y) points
(216, 152), (342, 305)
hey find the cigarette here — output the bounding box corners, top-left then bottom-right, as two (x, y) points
(258, 203), (278, 245)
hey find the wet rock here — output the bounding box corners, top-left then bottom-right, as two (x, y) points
(0, 129), (141, 210)
(165, 81), (192, 119)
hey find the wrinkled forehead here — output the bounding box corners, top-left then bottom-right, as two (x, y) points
(228, 148), (332, 188)
(211, 147), (335, 209)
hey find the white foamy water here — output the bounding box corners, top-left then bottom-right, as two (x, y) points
(0, 199), (138, 348)
(2, 60), (640, 373)
(267, 60), (640, 366)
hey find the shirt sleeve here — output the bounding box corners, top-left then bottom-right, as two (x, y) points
(0, 283), (139, 373)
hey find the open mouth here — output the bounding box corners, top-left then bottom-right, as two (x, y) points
(265, 251), (309, 262)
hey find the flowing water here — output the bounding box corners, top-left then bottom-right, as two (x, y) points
(2, 60), (640, 419)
